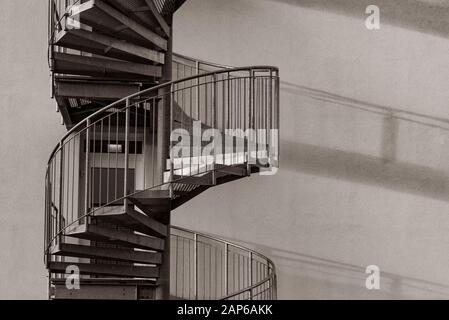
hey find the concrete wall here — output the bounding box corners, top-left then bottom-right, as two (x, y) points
(0, 1), (65, 299)
(172, 0), (449, 299)
(2, 0), (449, 299)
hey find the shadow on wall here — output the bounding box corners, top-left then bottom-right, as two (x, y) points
(268, 0), (449, 39)
(281, 81), (449, 203)
(226, 237), (449, 299)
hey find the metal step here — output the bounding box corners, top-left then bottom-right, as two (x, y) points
(128, 190), (172, 210)
(171, 173), (215, 186)
(51, 277), (157, 300)
(215, 164), (247, 177)
(66, 224), (165, 251)
(55, 78), (142, 100)
(71, 0), (167, 50)
(154, 0), (188, 15)
(53, 52), (162, 79)
(55, 28), (165, 64)
(51, 243), (162, 264)
(105, 0), (169, 37)
(49, 261), (159, 278)
(93, 206), (168, 238)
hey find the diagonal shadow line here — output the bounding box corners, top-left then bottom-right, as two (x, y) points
(266, 0), (449, 40)
(281, 81), (449, 129)
(281, 140), (449, 203)
(219, 236), (449, 297)
(278, 81), (449, 201)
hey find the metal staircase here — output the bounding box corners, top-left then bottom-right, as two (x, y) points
(45, 0), (279, 300)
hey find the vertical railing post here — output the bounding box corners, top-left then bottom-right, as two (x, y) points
(276, 70), (280, 167)
(44, 170), (48, 265)
(268, 69), (273, 164)
(212, 74), (218, 185)
(84, 118), (91, 219)
(123, 100), (130, 210)
(58, 141), (64, 244)
(193, 233), (198, 300)
(252, 70), (258, 165)
(249, 251), (253, 300)
(247, 69), (254, 175)
(224, 243), (229, 296)
(196, 61), (200, 119)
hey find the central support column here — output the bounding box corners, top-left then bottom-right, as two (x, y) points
(155, 14), (173, 300)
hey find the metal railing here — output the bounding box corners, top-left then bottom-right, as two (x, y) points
(170, 226), (276, 300)
(44, 65), (279, 296)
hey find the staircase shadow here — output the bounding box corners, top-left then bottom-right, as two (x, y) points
(224, 237), (449, 299)
(282, 140), (449, 202)
(280, 81), (449, 203)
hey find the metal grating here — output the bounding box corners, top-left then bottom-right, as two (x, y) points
(153, 0), (187, 15)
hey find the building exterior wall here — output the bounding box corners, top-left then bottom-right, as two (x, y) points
(0, 1), (64, 299)
(171, 0), (449, 299)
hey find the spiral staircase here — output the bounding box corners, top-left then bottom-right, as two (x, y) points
(45, 0), (280, 300)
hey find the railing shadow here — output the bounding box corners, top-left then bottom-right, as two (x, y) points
(281, 81), (449, 203)
(222, 237), (449, 299)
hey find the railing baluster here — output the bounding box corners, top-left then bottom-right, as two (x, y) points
(123, 101), (130, 210)
(99, 120), (103, 208)
(58, 144), (64, 245)
(107, 116), (111, 205)
(44, 63), (278, 300)
(224, 243), (228, 296)
(194, 233), (198, 300)
(169, 84), (175, 198)
(71, 138), (75, 224)
(143, 102), (147, 190)
(84, 119), (90, 219)
(212, 74), (218, 184)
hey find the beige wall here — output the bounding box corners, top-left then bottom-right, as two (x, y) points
(0, 0), (66, 299)
(172, 0), (449, 299)
(2, 0), (449, 299)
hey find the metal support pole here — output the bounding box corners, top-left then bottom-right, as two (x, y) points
(157, 215), (171, 300)
(155, 15), (173, 301)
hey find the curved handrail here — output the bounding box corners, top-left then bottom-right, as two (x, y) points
(45, 64), (279, 253)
